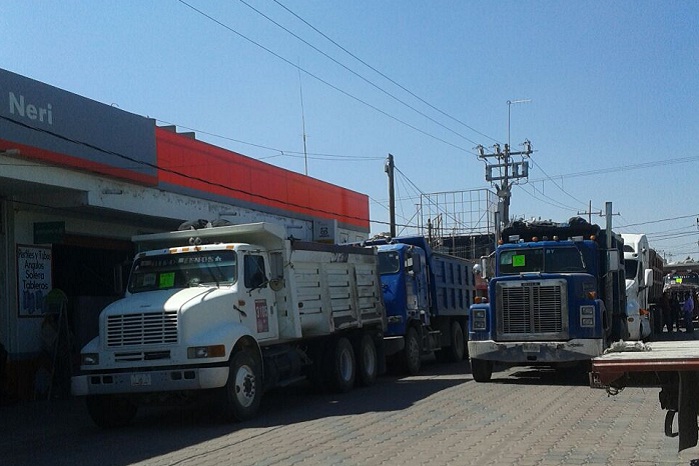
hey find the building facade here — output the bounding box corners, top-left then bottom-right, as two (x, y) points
(0, 68), (370, 400)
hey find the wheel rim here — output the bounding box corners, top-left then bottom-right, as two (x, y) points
(407, 331), (420, 363)
(339, 346), (354, 382)
(362, 341), (377, 375)
(234, 363), (256, 408)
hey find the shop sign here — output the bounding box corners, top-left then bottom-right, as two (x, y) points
(16, 245), (52, 317)
(314, 219), (337, 244)
(34, 221), (65, 244)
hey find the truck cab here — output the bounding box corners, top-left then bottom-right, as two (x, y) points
(368, 236), (475, 374)
(72, 222), (386, 427)
(468, 218), (628, 382)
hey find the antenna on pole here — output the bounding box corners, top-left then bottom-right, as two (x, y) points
(298, 68), (309, 176)
(385, 154), (396, 238)
(507, 99), (531, 148)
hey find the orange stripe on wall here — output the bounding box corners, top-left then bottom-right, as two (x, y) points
(0, 139), (158, 186)
(155, 128), (369, 230)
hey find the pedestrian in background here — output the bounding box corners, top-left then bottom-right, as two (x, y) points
(660, 291), (673, 333)
(671, 294), (682, 332)
(683, 292), (695, 333)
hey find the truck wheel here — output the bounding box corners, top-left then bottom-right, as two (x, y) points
(443, 321), (466, 363)
(470, 358), (493, 382)
(401, 327), (421, 375)
(355, 333), (378, 387)
(85, 395), (137, 428)
(328, 337), (356, 393)
(221, 350), (262, 421)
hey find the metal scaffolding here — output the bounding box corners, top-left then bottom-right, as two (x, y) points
(416, 189), (498, 259)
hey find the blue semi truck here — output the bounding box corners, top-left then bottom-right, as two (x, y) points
(468, 218), (629, 382)
(367, 236), (477, 375)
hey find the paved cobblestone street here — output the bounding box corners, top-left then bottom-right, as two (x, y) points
(3, 347), (699, 466)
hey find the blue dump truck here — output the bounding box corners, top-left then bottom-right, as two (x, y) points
(366, 236), (476, 375)
(468, 218), (629, 382)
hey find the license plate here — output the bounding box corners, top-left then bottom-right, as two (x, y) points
(130, 373), (152, 386)
(522, 343), (540, 353)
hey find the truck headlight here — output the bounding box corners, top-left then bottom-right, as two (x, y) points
(472, 309), (487, 330)
(580, 305), (595, 327)
(81, 353), (99, 366)
(187, 345), (226, 359)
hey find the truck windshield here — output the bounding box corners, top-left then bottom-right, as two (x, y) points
(499, 247), (587, 275)
(378, 251), (400, 275)
(128, 250), (237, 293)
(625, 259), (638, 280)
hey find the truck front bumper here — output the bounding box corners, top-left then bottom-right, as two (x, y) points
(71, 365), (229, 396)
(468, 338), (605, 363)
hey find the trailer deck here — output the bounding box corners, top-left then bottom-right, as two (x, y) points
(591, 339), (699, 387)
(590, 333), (699, 451)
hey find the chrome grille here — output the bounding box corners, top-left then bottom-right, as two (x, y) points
(106, 311), (178, 347)
(497, 279), (567, 339)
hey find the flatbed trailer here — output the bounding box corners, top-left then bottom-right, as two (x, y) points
(590, 338), (699, 451)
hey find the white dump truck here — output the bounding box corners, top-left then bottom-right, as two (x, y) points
(72, 222), (386, 427)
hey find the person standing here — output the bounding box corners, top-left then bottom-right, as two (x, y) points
(683, 292), (695, 333)
(671, 294), (682, 332)
(660, 291), (673, 333)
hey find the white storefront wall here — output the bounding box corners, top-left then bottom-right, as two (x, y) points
(1, 154), (365, 359)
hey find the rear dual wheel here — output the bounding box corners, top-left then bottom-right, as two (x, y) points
(328, 337), (356, 392)
(355, 333), (378, 387)
(436, 321), (466, 363)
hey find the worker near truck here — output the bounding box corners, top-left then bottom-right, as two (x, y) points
(682, 292), (694, 333)
(660, 291), (673, 333)
(671, 295), (682, 332)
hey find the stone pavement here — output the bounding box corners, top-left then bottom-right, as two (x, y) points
(2, 334), (699, 465)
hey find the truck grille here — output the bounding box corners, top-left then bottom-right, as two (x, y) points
(106, 311), (178, 347)
(496, 279), (567, 340)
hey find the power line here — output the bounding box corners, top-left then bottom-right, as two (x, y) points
(177, 0), (477, 155)
(270, 0), (500, 145)
(617, 213), (699, 229)
(530, 155), (699, 184)
(238, 0), (485, 148)
(155, 119), (382, 161)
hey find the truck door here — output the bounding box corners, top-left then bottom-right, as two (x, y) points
(242, 252), (278, 341)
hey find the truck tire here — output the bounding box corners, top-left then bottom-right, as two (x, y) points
(355, 333), (378, 387)
(470, 358), (493, 382)
(220, 350), (262, 421)
(442, 321), (466, 363)
(85, 394), (137, 428)
(400, 327), (421, 376)
(327, 337), (356, 393)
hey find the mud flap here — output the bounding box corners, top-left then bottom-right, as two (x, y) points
(678, 371), (699, 452)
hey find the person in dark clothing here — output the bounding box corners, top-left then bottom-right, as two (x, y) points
(660, 292), (673, 332)
(671, 295), (682, 332)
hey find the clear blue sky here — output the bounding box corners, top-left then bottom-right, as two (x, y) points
(2, 1), (698, 261)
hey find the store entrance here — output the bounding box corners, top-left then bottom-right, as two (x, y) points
(51, 236), (134, 351)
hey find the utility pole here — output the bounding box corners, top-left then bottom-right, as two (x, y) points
(578, 200), (596, 223)
(477, 99), (532, 232)
(385, 153), (396, 237)
(477, 140), (532, 229)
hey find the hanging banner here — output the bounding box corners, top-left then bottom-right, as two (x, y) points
(17, 244), (52, 317)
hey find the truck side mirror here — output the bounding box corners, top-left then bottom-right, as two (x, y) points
(607, 249), (620, 272)
(643, 268), (653, 289)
